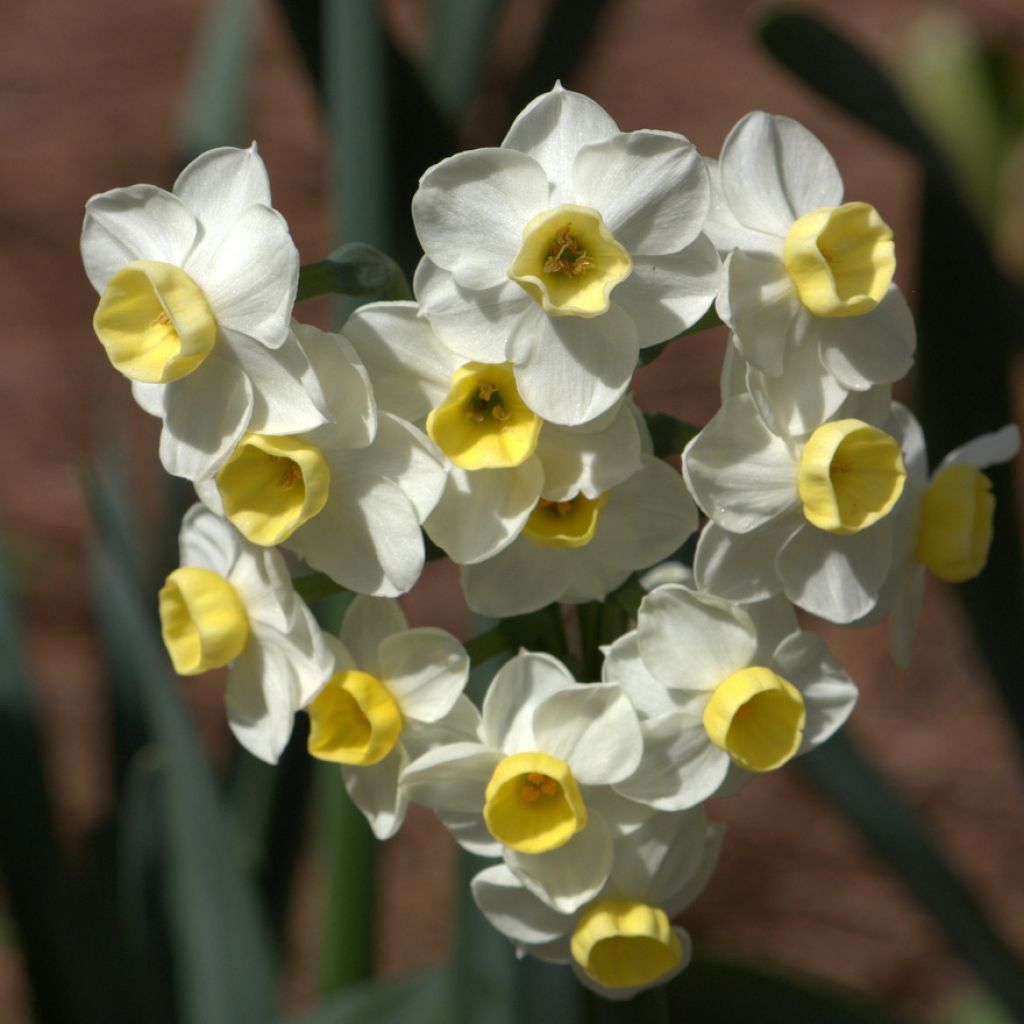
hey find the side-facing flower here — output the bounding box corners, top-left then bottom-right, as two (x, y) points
(402, 652), (647, 913)
(305, 596), (472, 839)
(82, 145), (328, 480)
(472, 809), (722, 1000)
(158, 504), (333, 763)
(412, 84), (720, 425)
(602, 584), (858, 809)
(195, 321), (447, 596)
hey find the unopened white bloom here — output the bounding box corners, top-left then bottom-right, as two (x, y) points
(305, 596), (472, 838)
(195, 321), (447, 596)
(462, 455), (697, 616)
(472, 809), (722, 1000)
(707, 112), (915, 414)
(602, 584), (857, 809)
(412, 84), (720, 426)
(402, 652), (647, 913)
(342, 301), (643, 565)
(82, 145), (328, 480)
(158, 504), (332, 763)
(685, 384), (912, 622)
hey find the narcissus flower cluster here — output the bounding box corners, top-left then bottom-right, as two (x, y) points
(82, 85), (1019, 1001)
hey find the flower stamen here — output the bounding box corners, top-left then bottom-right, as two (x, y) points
(543, 224), (594, 278)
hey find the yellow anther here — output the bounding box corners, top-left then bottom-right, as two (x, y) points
(543, 223), (595, 278)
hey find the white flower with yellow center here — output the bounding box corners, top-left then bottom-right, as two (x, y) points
(411, 84), (721, 426)
(402, 652), (647, 913)
(157, 504), (333, 764)
(471, 809), (723, 1001)
(461, 454), (698, 617)
(194, 321), (447, 596)
(685, 384), (913, 623)
(602, 585), (857, 809)
(857, 411), (1020, 666)
(304, 596), (472, 839)
(706, 112), (915, 415)
(82, 145), (328, 481)
(341, 301), (643, 565)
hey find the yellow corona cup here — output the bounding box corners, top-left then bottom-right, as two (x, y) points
(916, 463), (995, 582)
(508, 204), (632, 317)
(522, 493), (608, 549)
(306, 670), (403, 767)
(94, 260), (217, 383)
(159, 566), (249, 676)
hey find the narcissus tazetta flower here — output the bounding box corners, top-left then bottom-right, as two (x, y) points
(412, 84), (721, 426)
(158, 504), (333, 763)
(82, 145), (327, 480)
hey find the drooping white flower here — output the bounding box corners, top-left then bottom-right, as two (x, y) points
(195, 321), (447, 596)
(461, 454), (697, 617)
(472, 809), (722, 1000)
(341, 301), (643, 566)
(81, 145), (328, 480)
(412, 84), (721, 426)
(305, 596), (472, 839)
(402, 652), (648, 913)
(602, 584), (858, 809)
(158, 504), (333, 763)
(685, 383), (912, 623)
(707, 112), (915, 416)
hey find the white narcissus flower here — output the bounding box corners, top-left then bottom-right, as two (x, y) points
(81, 145), (328, 481)
(158, 504), (333, 764)
(305, 596), (472, 839)
(341, 301), (643, 566)
(685, 383), (913, 623)
(412, 84), (721, 426)
(195, 321), (447, 596)
(402, 652), (648, 914)
(472, 809), (723, 1001)
(461, 454), (697, 617)
(602, 585), (858, 809)
(707, 112), (915, 409)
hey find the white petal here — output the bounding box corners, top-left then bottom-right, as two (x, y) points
(502, 86), (618, 193)
(339, 595), (407, 676)
(510, 304), (639, 426)
(372, 413), (448, 521)
(178, 502), (240, 576)
(379, 628), (469, 722)
(81, 185), (199, 292)
(694, 518), (793, 603)
(601, 630), (685, 719)
(532, 685), (643, 785)
(425, 462), (543, 565)
(638, 584), (757, 692)
(343, 745), (409, 839)
(817, 286), (916, 390)
(412, 148), (550, 290)
(400, 741), (497, 815)
(158, 351), (253, 481)
(505, 812), (613, 914)
(481, 651), (575, 752)
(172, 144), (271, 239)
(573, 131), (709, 255)
(186, 204), (298, 349)
(683, 395), (797, 531)
(341, 299), (454, 422)
(941, 423), (1021, 471)
(131, 380), (167, 418)
(471, 863), (573, 947)
(612, 235), (721, 347)
(718, 112), (844, 236)
(461, 541), (570, 617)
(703, 157), (780, 256)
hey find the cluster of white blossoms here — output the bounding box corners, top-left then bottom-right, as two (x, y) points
(82, 85), (1018, 999)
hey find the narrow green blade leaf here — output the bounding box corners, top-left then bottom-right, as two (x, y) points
(288, 969), (451, 1024)
(426, 0), (503, 122)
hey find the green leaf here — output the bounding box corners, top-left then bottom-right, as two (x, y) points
(644, 412), (701, 458)
(292, 570), (347, 606)
(426, 0), (504, 123)
(288, 969), (451, 1024)
(93, 542), (279, 1024)
(797, 733), (1024, 1020)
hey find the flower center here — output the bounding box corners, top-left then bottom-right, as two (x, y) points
(508, 204), (632, 318)
(703, 666), (806, 772)
(93, 259), (217, 382)
(797, 419), (906, 534)
(522, 492), (608, 549)
(916, 463), (996, 582)
(570, 900), (686, 991)
(782, 202), (895, 318)
(215, 433), (331, 546)
(306, 670), (404, 767)
(483, 751), (587, 854)
(159, 566), (249, 676)
(426, 362), (541, 470)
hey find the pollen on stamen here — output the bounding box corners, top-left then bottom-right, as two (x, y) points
(492, 404), (509, 422)
(521, 783), (541, 802)
(544, 224), (594, 278)
(275, 458), (302, 490)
